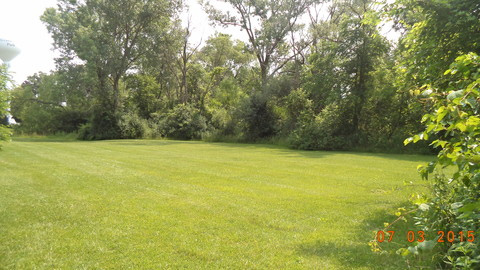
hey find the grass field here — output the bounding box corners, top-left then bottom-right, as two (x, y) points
(0, 138), (432, 269)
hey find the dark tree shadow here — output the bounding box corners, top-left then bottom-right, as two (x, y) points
(13, 137), (78, 143)
(297, 202), (421, 269)
(13, 137), (434, 164)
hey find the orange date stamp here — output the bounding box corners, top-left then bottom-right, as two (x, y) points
(376, 230), (475, 243)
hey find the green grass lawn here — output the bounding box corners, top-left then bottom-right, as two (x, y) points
(0, 138), (432, 269)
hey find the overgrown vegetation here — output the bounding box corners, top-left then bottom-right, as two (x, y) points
(370, 53), (480, 269)
(399, 53), (479, 269)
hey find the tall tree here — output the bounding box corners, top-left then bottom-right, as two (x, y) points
(41, 0), (180, 138)
(203, 0), (315, 87)
(176, 19), (202, 104)
(306, 0), (388, 134)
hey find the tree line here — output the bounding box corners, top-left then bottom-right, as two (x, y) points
(5, 0), (479, 155)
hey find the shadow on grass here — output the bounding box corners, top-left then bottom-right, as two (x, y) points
(13, 136), (434, 163)
(13, 136), (78, 143)
(203, 140), (434, 163)
(110, 139), (205, 146)
(297, 202), (419, 269)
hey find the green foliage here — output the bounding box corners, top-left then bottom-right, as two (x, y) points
(125, 74), (166, 119)
(280, 88), (313, 133)
(376, 0), (480, 155)
(41, 0), (179, 138)
(388, 0), (480, 85)
(118, 111), (154, 139)
(77, 122), (93, 141)
(207, 107), (238, 136)
(203, 0), (314, 84)
(52, 110), (89, 133)
(0, 65), (12, 147)
(303, 47), (344, 111)
(356, 56), (432, 153)
(200, 33), (253, 109)
(12, 0), (469, 161)
(81, 109), (121, 140)
(155, 103), (207, 140)
(10, 72), (89, 135)
(7, 0), (480, 267)
(200, 33), (252, 74)
(289, 103), (350, 150)
(403, 53), (480, 268)
(239, 94), (277, 140)
(306, 0), (390, 142)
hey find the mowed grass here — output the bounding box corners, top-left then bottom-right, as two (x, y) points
(0, 138), (432, 269)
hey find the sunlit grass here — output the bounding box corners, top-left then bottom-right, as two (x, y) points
(0, 138), (432, 269)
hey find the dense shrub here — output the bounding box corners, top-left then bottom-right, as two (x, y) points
(118, 111), (152, 139)
(209, 107), (237, 136)
(80, 109), (121, 140)
(155, 103), (207, 140)
(239, 94), (277, 140)
(125, 74), (166, 119)
(392, 53), (480, 268)
(14, 107), (88, 136)
(12, 104), (58, 135)
(281, 88), (313, 133)
(52, 110), (88, 133)
(77, 122), (93, 140)
(289, 103), (350, 150)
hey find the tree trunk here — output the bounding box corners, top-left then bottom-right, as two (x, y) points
(260, 62), (268, 89)
(113, 75), (121, 110)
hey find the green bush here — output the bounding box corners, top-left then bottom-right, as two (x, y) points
(239, 94), (277, 140)
(209, 107), (237, 136)
(289, 103), (350, 150)
(80, 109), (121, 140)
(13, 107), (88, 136)
(397, 53), (480, 268)
(77, 122), (94, 140)
(155, 103), (207, 140)
(118, 111), (152, 139)
(281, 88), (313, 133)
(53, 110), (88, 133)
(13, 104), (57, 135)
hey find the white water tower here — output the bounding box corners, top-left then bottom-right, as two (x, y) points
(0, 38), (21, 64)
(0, 38), (20, 125)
